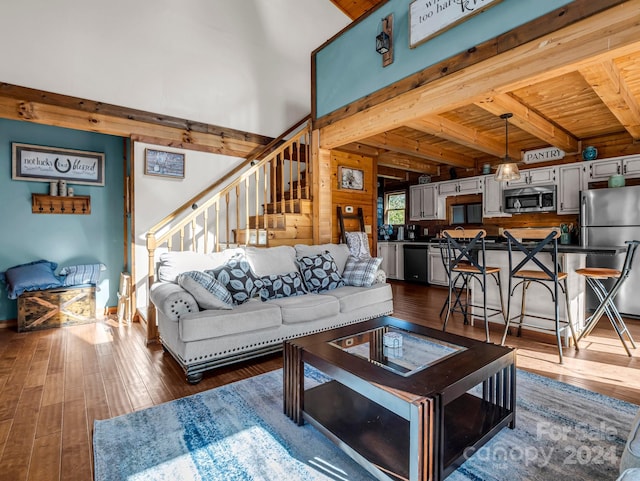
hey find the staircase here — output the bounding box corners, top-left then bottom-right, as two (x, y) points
(146, 118), (313, 259)
(231, 151), (313, 247)
(234, 200), (313, 246)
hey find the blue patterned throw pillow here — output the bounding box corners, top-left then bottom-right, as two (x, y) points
(259, 271), (307, 301)
(296, 251), (345, 293)
(59, 263), (105, 287)
(206, 254), (262, 305)
(178, 271), (233, 310)
(342, 256), (382, 287)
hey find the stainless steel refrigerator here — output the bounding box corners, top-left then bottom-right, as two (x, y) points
(580, 185), (640, 317)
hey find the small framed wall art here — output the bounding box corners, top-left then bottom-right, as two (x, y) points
(338, 166), (364, 190)
(144, 149), (185, 179)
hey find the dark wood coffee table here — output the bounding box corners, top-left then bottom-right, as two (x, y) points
(283, 316), (515, 481)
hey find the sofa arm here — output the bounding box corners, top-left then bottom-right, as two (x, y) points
(374, 269), (387, 284)
(149, 282), (199, 322)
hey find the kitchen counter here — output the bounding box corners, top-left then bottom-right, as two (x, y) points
(427, 239), (625, 256)
(378, 240), (431, 245)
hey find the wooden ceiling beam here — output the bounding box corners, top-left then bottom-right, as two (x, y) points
(474, 93), (580, 153)
(377, 151), (441, 175)
(318, 2), (640, 149)
(405, 116), (520, 160)
(360, 132), (475, 168)
(0, 96), (265, 158)
(579, 60), (640, 140)
(333, 142), (380, 157)
(377, 165), (408, 180)
(0, 83), (272, 146)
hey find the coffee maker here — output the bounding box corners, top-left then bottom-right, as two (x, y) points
(407, 224), (417, 240)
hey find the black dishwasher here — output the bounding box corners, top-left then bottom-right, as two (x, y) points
(403, 244), (429, 284)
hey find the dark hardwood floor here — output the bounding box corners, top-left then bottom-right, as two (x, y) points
(0, 281), (638, 481)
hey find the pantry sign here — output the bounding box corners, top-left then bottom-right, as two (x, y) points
(12, 143), (105, 185)
(410, 0), (503, 48)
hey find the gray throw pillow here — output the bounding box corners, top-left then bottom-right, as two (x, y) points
(344, 232), (371, 259)
(206, 253), (263, 305)
(296, 251), (345, 293)
(342, 256), (383, 287)
(259, 271), (307, 301)
(178, 271), (233, 310)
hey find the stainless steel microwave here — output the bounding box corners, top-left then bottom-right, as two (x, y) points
(503, 185), (556, 213)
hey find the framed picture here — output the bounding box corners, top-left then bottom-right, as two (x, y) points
(144, 149), (185, 179)
(339, 166), (364, 190)
(12, 143), (105, 185)
(409, 0), (503, 48)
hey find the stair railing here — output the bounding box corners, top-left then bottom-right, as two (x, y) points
(145, 118), (311, 341)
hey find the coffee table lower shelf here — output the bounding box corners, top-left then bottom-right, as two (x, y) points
(304, 380), (513, 481)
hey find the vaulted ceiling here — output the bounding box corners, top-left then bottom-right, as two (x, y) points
(324, 1), (640, 180)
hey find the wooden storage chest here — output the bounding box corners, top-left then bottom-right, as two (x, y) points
(17, 286), (96, 332)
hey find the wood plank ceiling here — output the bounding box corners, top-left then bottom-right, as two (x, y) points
(326, 0), (640, 179)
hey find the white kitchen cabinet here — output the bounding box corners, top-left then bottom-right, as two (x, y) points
(482, 175), (511, 218)
(396, 243), (405, 281)
(438, 177), (482, 197)
(506, 166), (556, 187)
(409, 184), (444, 221)
(588, 158), (622, 181)
(588, 155), (640, 182)
(427, 243), (467, 287)
(377, 242), (404, 280)
(428, 244), (449, 286)
(557, 163), (587, 214)
(409, 185), (424, 221)
(623, 156), (640, 177)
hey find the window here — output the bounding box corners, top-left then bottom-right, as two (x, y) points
(385, 192), (406, 225)
(451, 202), (482, 225)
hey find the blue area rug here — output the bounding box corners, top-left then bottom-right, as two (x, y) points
(94, 367), (637, 481)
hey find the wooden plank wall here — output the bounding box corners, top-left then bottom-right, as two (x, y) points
(331, 151), (376, 250)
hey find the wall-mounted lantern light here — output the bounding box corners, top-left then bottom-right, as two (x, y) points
(376, 14), (394, 67)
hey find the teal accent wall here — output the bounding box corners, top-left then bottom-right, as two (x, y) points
(0, 119), (125, 321)
(315, 0), (573, 118)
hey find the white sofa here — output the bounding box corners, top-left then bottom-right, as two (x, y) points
(149, 244), (393, 383)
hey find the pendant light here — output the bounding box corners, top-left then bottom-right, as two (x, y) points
(494, 113), (521, 182)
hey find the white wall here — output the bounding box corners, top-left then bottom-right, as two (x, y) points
(0, 0), (349, 137)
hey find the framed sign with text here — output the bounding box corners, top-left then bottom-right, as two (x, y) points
(410, 0), (503, 48)
(12, 143), (105, 185)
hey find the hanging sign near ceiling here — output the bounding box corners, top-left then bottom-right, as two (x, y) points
(409, 0), (503, 49)
(523, 147), (566, 164)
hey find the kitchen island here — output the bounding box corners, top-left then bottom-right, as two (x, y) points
(430, 240), (626, 344)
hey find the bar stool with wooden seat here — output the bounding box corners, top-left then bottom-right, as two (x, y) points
(442, 229), (506, 343)
(437, 238), (471, 324)
(575, 240), (639, 356)
(500, 228), (579, 364)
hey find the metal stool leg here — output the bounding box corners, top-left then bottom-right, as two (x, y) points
(493, 271), (507, 326)
(518, 281), (528, 338)
(562, 278), (580, 352)
(580, 276), (635, 356)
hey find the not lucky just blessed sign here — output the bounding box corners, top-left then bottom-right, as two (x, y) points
(410, 0), (503, 48)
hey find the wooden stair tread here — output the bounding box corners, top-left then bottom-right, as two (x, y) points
(264, 199), (312, 215)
